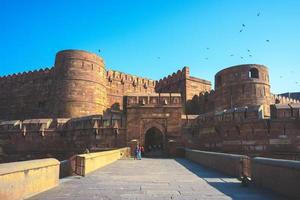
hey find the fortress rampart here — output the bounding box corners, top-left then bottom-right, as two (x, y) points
(271, 94), (300, 104)
(0, 68), (54, 120)
(155, 66), (211, 113)
(0, 50), (157, 120)
(106, 70), (156, 110)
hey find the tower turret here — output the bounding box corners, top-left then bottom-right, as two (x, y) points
(52, 50), (107, 118)
(214, 64), (271, 117)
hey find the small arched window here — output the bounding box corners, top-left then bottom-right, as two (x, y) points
(249, 68), (259, 78)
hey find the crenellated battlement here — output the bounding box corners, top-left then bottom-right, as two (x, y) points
(106, 70), (156, 87)
(126, 93), (182, 107)
(157, 66), (189, 85)
(0, 67), (54, 84)
(272, 94), (300, 104)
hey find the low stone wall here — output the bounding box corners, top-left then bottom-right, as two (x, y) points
(75, 147), (130, 176)
(252, 157), (300, 199)
(185, 149), (247, 177)
(0, 158), (59, 200)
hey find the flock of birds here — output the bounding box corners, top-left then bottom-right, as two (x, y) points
(203, 12), (270, 61)
(96, 11), (299, 86)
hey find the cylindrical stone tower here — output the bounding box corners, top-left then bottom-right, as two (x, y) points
(51, 50), (107, 118)
(214, 64), (271, 117)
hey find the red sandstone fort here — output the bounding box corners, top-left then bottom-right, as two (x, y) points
(0, 49), (300, 162)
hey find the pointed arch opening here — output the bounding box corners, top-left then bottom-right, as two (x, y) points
(144, 127), (164, 157)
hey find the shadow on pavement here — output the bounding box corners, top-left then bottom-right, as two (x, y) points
(175, 158), (288, 200)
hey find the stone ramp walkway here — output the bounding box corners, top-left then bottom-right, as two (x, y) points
(29, 158), (286, 200)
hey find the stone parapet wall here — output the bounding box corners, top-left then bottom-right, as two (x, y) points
(75, 147), (130, 176)
(0, 158), (59, 200)
(252, 157), (300, 199)
(185, 149), (246, 177)
(184, 149), (300, 199)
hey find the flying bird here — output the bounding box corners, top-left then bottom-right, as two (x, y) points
(266, 40), (270, 42)
(242, 24), (246, 27)
(157, 57), (161, 59)
(206, 48), (210, 50)
(249, 55), (252, 57)
(240, 29), (243, 33)
(240, 57), (244, 59)
(230, 54), (234, 57)
(98, 49), (101, 52)
(257, 12), (261, 17)
(247, 49), (251, 52)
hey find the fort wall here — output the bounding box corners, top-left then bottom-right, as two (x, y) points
(0, 68), (54, 120)
(271, 94), (300, 104)
(106, 70), (156, 110)
(0, 50), (159, 120)
(155, 67), (211, 113)
(182, 115), (300, 159)
(0, 116), (127, 163)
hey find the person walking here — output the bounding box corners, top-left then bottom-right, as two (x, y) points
(137, 144), (142, 160)
(134, 144), (139, 160)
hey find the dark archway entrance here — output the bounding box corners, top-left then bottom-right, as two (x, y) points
(144, 127), (164, 157)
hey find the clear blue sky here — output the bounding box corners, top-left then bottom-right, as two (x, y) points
(1, 0), (300, 93)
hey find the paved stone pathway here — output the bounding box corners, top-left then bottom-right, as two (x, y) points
(29, 158), (286, 200)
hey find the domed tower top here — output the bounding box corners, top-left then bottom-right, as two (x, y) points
(214, 64), (271, 117)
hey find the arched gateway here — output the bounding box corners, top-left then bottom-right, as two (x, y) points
(125, 93), (183, 157)
(144, 127), (165, 156)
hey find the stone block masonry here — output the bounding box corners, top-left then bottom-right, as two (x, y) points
(0, 158), (59, 200)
